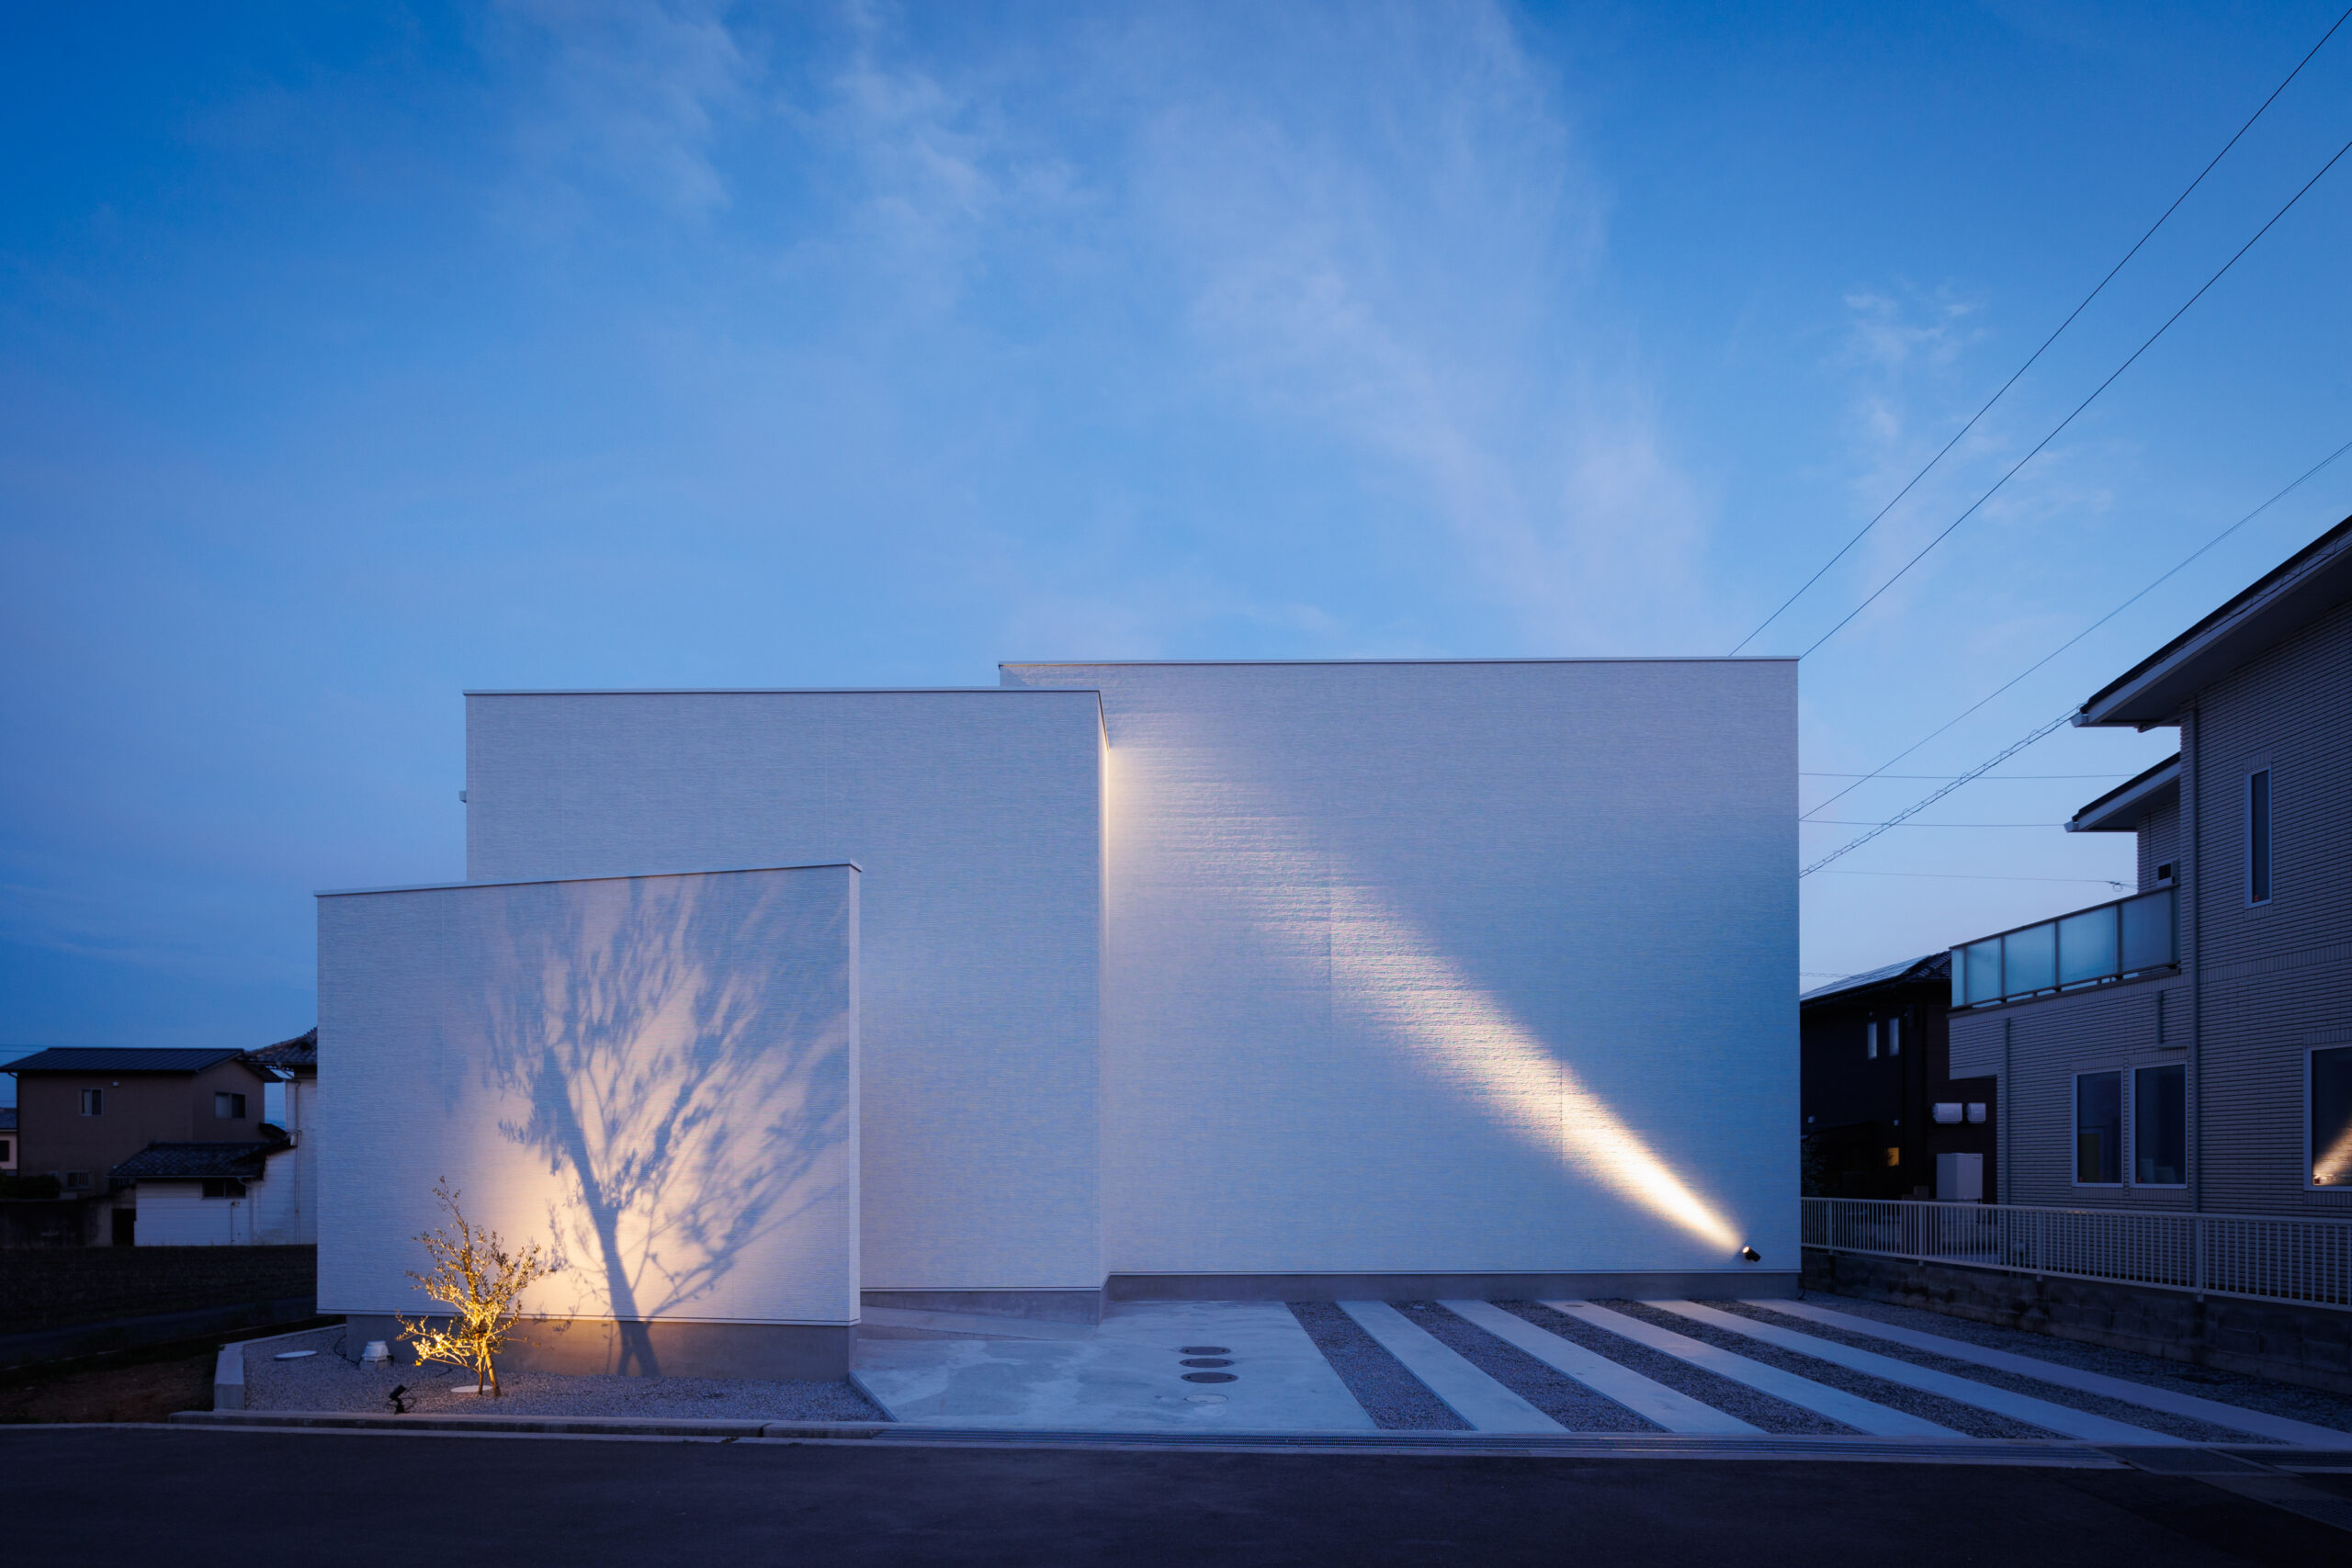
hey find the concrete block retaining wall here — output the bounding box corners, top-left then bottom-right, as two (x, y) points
(1804, 1246), (2352, 1396)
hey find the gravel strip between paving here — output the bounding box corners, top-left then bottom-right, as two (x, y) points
(1491, 1302), (1854, 1435)
(1597, 1301), (2055, 1440)
(243, 1326), (885, 1421)
(1391, 1303), (1663, 1432)
(1784, 1293), (2352, 1436)
(1285, 1303), (1469, 1430)
(1716, 1301), (2263, 1444)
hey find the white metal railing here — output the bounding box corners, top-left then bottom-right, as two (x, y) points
(1803, 1197), (2352, 1309)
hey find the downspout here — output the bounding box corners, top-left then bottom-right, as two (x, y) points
(2001, 1017), (2012, 1204)
(2186, 705), (2203, 1216)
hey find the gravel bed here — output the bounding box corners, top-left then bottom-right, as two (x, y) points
(1790, 1293), (2352, 1436)
(1718, 1302), (2265, 1444)
(1594, 1301), (2056, 1440)
(242, 1326), (885, 1421)
(1286, 1303), (1468, 1430)
(1393, 1303), (1662, 1432)
(1492, 1302), (1853, 1435)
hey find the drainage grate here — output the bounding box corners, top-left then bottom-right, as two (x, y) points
(1182, 1372), (1238, 1383)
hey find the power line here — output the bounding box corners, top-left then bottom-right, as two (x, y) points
(1795, 130), (2352, 661)
(1801, 713), (2077, 876)
(1730, 5), (2352, 657)
(1802, 432), (2352, 824)
(1814, 869), (2129, 887)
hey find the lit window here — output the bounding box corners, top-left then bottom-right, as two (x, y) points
(1865, 1021), (1878, 1060)
(214, 1092), (246, 1121)
(2248, 769), (2271, 905)
(2075, 1071), (2122, 1184)
(80, 1089), (102, 1116)
(2312, 1046), (2352, 1188)
(2132, 1065), (2186, 1186)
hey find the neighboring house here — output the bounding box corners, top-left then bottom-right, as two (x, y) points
(1801, 953), (1996, 1201)
(249, 1028), (318, 1244)
(2, 1047), (277, 1242)
(0, 1106), (16, 1172)
(110, 1142), (297, 1246)
(322, 658), (1796, 1379)
(1948, 514), (2352, 1216)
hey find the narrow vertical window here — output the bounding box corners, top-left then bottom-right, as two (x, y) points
(79, 1089), (102, 1116)
(2132, 1065), (2186, 1186)
(2075, 1071), (2122, 1184)
(1865, 1021), (1878, 1060)
(2248, 769), (2271, 905)
(1887, 1016), (1902, 1057)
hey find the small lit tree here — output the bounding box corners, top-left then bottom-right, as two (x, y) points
(397, 1179), (549, 1397)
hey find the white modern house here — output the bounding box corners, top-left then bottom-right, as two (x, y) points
(319, 659), (1796, 1378)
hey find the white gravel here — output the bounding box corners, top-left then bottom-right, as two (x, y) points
(242, 1326), (885, 1422)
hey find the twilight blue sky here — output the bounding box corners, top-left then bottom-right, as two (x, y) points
(6, 1), (2352, 1065)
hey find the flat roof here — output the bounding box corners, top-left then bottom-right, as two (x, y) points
(2066, 754), (2181, 833)
(317, 862), (861, 898)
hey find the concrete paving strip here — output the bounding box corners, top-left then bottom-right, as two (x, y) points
(1542, 1302), (1960, 1438)
(858, 1307), (1096, 1342)
(1438, 1301), (1760, 1436)
(1751, 1299), (2352, 1447)
(1649, 1301), (2181, 1444)
(854, 1300), (1375, 1432)
(1335, 1303), (1566, 1433)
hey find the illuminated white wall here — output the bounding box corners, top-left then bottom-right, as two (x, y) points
(1000, 660), (1796, 1279)
(317, 863), (859, 1327)
(463, 690), (1104, 1298)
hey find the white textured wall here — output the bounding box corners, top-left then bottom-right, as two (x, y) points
(139, 1170), (294, 1246)
(1001, 660), (1797, 1278)
(317, 864), (859, 1325)
(463, 691), (1103, 1294)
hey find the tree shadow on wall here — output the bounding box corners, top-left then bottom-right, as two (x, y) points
(467, 874), (852, 1375)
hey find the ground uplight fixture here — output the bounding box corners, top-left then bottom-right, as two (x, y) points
(1740, 1246), (1761, 1262)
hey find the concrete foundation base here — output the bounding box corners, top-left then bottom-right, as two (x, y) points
(1103, 1270), (1801, 1303)
(337, 1314), (853, 1381)
(861, 1290), (1103, 1325)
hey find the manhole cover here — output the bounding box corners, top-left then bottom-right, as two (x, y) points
(1180, 1357), (1232, 1368)
(1180, 1346), (1230, 1355)
(1182, 1371), (1238, 1383)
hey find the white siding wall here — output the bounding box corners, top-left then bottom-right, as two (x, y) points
(138, 1164), (295, 1246)
(462, 691), (1104, 1295)
(317, 863), (860, 1326)
(1001, 660), (1797, 1278)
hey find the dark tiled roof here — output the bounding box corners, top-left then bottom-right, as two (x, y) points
(1800, 952), (1950, 1006)
(2, 1047), (251, 1076)
(111, 1142), (281, 1182)
(250, 1028), (317, 1072)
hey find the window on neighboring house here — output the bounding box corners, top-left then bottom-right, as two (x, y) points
(2248, 769), (2272, 905)
(0, 1138), (11, 1161)
(2312, 1045), (2352, 1188)
(1865, 1021), (1878, 1060)
(62, 1171), (91, 1190)
(199, 1178), (247, 1200)
(1887, 1016), (1902, 1056)
(2133, 1064), (2187, 1186)
(215, 1092), (246, 1121)
(79, 1089), (102, 1116)
(2075, 1070), (2123, 1184)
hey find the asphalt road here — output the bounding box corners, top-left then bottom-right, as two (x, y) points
(5, 1427), (2345, 1567)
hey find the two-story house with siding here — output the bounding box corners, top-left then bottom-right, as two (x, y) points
(1946, 513), (2352, 1218)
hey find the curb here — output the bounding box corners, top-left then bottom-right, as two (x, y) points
(172, 1409), (890, 1440)
(213, 1343), (244, 1411)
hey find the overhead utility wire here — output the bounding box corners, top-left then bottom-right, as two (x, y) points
(1802, 432), (2352, 824)
(1793, 130), (2352, 662)
(1800, 713), (2077, 876)
(1729, 4), (2352, 657)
